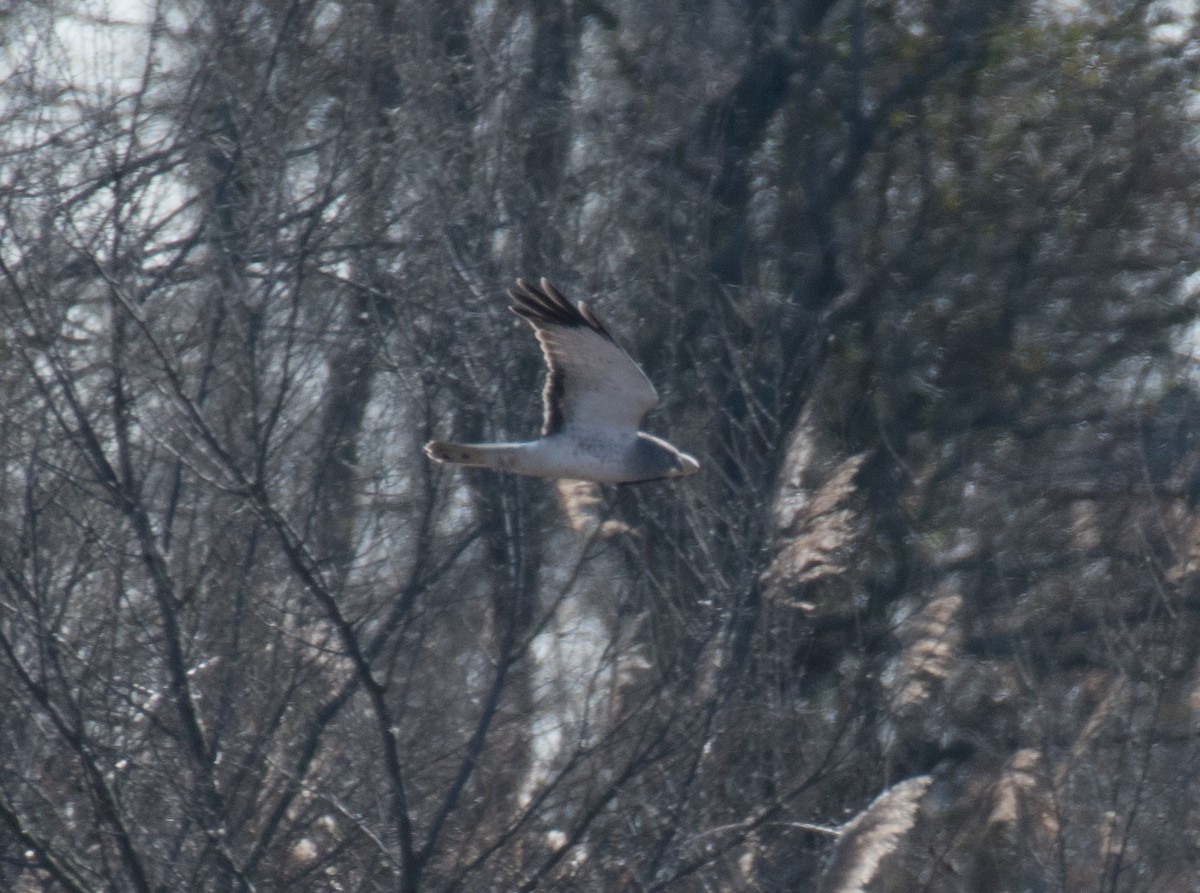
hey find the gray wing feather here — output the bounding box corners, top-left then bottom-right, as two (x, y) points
(509, 279), (658, 436)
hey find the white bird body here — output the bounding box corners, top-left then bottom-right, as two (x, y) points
(425, 279), (699, 484)
(427, 430), (699, 483)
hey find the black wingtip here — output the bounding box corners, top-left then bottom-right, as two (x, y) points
(508, 278), (611, 338)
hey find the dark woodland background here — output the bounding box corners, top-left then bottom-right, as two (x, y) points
(3, 0), (1200, 890)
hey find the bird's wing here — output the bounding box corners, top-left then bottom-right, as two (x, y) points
(509, 278), (659, 436)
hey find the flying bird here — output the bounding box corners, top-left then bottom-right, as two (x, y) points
(425, 279), (699, 484)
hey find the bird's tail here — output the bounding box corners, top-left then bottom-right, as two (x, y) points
(424, 440), (518, 469)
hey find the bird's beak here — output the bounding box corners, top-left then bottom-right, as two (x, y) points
(675, 452), (700, 477)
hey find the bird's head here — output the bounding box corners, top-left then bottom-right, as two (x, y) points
(668, 450), (701, 478)
(631, 434), (700, 482)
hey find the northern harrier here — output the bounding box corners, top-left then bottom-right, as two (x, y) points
(425, 279), (699, 484)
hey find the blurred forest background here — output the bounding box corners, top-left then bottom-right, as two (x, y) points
(3, 0), (1200, 890)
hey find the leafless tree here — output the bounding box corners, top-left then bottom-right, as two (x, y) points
(1, 1), (1198, 891)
